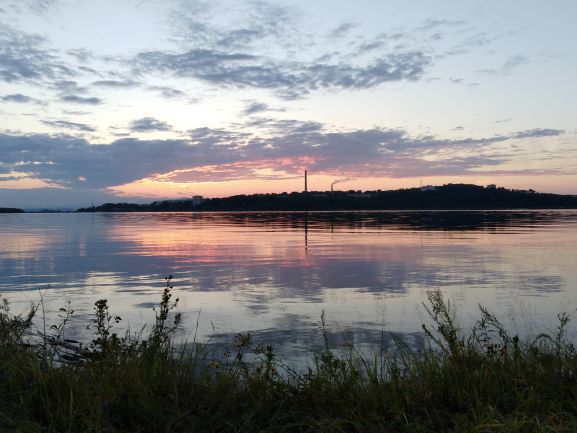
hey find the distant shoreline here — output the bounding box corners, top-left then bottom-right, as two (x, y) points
(4, 184), (577, 213)
(75, 183), (577, 213)
(0, 207), (24, 213)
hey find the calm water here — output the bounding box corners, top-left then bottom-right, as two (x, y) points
(1, 211), (577, 360)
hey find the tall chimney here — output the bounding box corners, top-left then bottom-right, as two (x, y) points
(304, 170), (308, 192)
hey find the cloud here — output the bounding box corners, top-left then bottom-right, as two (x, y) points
(135, 48), (430, 99)
(502, 55), (528, 73)
(150, 7), (536, 101)
(242, 102), (269, 115)
(0, 122), (566, 190)
(51, 80), (87, 94)
(41, 120), (96, 132)
(0, 133), (191, 188)
(129, 117), (172, 132)
(0, 24), (73, 83)
(416, 19), (465, 32)
(514, 128), (564, 139)
(135, 3), (435, 99)
(329, 22), (358, 38)
(62, 109), (90, 116)
(9, 0), (59, 13)
(172, 0), (299, 53)
(479, 55), (528, 76)
(0, 175), (25, 181)
(447, 32), (505, 56)
(92, 79), (139, 88)
(60, 95), (102, 105)
(357, 40), (385, 53)
(147, 85), (187, 100)
(1, 93), (42, 104)
(66, 48), (94, 63)
(243, 118), (323, 134)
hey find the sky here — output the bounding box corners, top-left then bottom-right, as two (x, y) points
(1, 0), (576, 208)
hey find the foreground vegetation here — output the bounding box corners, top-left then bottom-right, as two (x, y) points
(2, 280), (577, 432)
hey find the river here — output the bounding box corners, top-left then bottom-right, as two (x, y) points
(1, 211), (577, 362)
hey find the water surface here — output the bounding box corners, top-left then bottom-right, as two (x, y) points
(1, 211), (577, 360)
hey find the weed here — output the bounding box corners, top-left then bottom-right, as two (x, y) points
(0, 285), (577, 432)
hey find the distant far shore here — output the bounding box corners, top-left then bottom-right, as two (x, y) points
(0, 207), (24, 213)
(4, 184), (577, 213)
(75, 183), (577, 213)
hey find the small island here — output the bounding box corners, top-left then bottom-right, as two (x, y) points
(76, 183), (577, 212)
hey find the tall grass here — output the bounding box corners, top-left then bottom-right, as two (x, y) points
(1, 280), (577, 432)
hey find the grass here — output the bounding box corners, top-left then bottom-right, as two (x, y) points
(1, 279), (577, 432)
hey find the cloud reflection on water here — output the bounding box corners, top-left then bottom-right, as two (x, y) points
(1, 211), (577, 360)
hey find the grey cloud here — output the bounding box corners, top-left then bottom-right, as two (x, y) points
(416, 19), (465, 31)
(502, 55), (527, 73)
(92, 80), (139, 88)
(215, 28), (270, 51)
(137, 49), (255, 70)
(52, 80), (87, 94)
(62, 110), (90, 116)
(0, 24), (73, 83)
(79, 66), (101, 76)
(147, 85), (187, 99)
(446, 31), (507, 57)
(514, 128), (564, 139)
(66, 49), (94, 63)
(0, 122), (564, 190)
(240, 117), (322, 133)
(1, 93), (42, 104)
(187, 126), (250, 145)
(173, 1), (299, 52)
(160, 3), (432, 99)
(358, 40), (385, 53)
(458, 33), (500, 50)
(0, 1), (59, 17)
(329, 22), (358, 38)
(41, 120), (96, 132)
(479, 55), (528, 76)
(351, 32), (409, 57)
(61, 95), (102, 105)
(0, 133), (194, 188)
(268, 119), (323, 134)
(135, 48), (430, 99)
(242, 102), (269, 115)
(108, 126), (131, 137)
(351, 19), (466, 60)
(129, 117), (172, 132)
(18, 0), (58, 13)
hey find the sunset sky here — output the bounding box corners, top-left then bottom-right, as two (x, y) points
(1, 0), (576, 208)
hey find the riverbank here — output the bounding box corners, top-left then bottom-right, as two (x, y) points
(1, 284), (577, 432)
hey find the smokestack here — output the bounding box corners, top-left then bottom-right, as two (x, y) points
(304, 170), (308, 192)
(331, 178), (350, 192)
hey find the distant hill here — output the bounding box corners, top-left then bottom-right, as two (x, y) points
(76, 184), (577, 212)
(0, 207), (24, 213)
